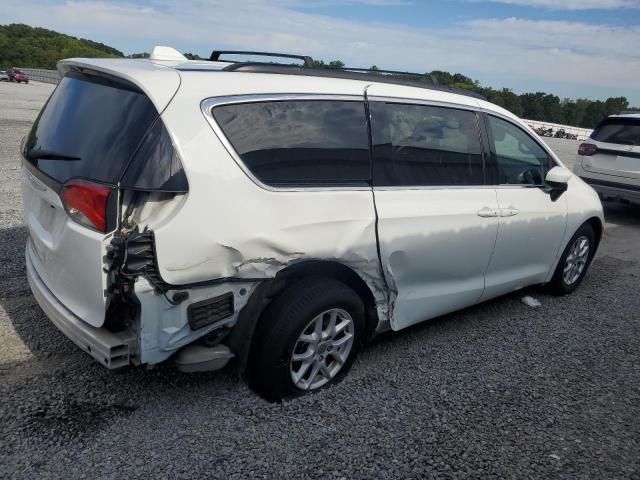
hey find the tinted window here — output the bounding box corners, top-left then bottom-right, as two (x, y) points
(592, 118), (640, 145)
(25, 73), (158, 184)
(120, 119), (188, 192)
(488, 115), (550, 185)
(213, 100), (370, 186)
(370, 102), (484, 186)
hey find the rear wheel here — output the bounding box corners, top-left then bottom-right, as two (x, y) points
(248, 277), (364, 401)
(548, 224), (596, 295)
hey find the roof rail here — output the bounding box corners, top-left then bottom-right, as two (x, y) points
(209, 50), (314, 68)
(616, 110), (640, 115)
(221, 63), (485, 100)
(339, 67), (439, 85)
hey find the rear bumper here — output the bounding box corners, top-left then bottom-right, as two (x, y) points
(26, 244), (136, 369)
(579, 176), (640, 203)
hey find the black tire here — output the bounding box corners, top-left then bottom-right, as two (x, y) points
(548, 223), (596, 295)
(248, 277), (365, 401)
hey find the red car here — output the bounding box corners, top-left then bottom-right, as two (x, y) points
(8, 68), (29, 83)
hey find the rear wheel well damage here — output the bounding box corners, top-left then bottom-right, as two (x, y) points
(226, 260), (380, 375)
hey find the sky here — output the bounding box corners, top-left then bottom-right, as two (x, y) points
(3, 0), (640, 105)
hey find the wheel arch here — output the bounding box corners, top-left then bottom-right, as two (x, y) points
(585, 216), (604, 250)
(226, 260), (381, 375)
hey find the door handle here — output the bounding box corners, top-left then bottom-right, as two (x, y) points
(477, 206), (499, 218)
(500, 207), (520, 217)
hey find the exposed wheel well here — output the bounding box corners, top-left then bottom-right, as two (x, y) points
(227, 260), (381, 375)
(271, 261), (380, 341)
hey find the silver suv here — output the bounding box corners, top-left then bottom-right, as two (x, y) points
(21, 48), (603, 399)
(574, 113), (640, 204)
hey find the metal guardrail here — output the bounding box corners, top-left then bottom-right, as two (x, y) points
(16, 68), (61, 85)
(523, 119), (593, 141)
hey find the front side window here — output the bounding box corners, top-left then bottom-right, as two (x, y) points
(488, 115), (551, 185)
(370, 102), (484, 186)
(212, 100), (370, 186)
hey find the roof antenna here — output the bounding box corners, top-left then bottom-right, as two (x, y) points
(150, 46), (187, 62)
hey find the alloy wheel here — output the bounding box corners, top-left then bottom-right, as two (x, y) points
(289, 308), (355, 391)
(563, 235), (590, 285)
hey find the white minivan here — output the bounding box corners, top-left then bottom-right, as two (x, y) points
(21, 48), (603, 399)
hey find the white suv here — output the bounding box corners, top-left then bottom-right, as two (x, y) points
(21, 47), (603, 399)
(573, 113), (640, 205)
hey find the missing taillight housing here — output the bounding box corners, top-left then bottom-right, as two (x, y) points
(578, 143), (598, 156)
(61, 181), (114, 232)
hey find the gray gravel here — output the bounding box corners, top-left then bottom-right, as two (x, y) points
(1, 81), (639, 479)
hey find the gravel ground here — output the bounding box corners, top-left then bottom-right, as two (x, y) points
(1, 81), (639, 479)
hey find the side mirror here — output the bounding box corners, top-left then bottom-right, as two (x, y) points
(545, 166), (572, 200)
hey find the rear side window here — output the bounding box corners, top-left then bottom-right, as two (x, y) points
(370, 102), (484, 186)
(591, 118), (640, 145)
(24, 73), (157, 185)
(212, 100), (370, 186)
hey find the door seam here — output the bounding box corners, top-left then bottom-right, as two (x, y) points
(480, 187), (501, 301)
(364, 84), (392, 323)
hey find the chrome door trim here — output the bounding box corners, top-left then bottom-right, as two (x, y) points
(367, 95), (481, 113)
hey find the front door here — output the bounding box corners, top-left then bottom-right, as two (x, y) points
(368, 98), (499, 330)
(482, 114), (568, 300)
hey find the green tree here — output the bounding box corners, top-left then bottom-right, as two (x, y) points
(542, 94), (563, 123)
(0, 23), (122, 69)
(604, 97), (629, 116)
(429, 70), (454, 85)
(127, 52), (150, 59)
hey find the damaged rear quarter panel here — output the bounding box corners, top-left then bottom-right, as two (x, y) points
(145, 77), (389, 325)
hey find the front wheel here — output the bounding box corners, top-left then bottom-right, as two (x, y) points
(248, 277), (364, 401)
(548, 223), (596, 295)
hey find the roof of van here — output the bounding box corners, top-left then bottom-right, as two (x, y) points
(57, 56), (518, 122)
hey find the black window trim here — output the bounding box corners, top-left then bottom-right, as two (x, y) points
(201, 93), (373, 192)
(367, 97), (490, 189)
(482, 111), (559, 188)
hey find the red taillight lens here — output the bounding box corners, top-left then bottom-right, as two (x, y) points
(61, 181), (113, 232)
(578, 143), (598, 156)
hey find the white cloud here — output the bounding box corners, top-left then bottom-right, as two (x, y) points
(485, 0), (640, 9)
(2, 0), (640, 103)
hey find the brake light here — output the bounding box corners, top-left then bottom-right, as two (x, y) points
(61, 181), (113, 232)
(578, 143), (598, 156)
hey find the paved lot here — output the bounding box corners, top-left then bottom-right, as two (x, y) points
(1, 81), (639, 479)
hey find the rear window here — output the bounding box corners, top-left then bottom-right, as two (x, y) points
(212, 100), (370, 186)
(24, 73), (157, 184)
(591, 118), (640, 146)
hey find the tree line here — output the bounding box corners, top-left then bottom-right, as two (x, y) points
(315, 62), (638, 129)
(2, 24), (636, 128)
(0, 24), (121, 70)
